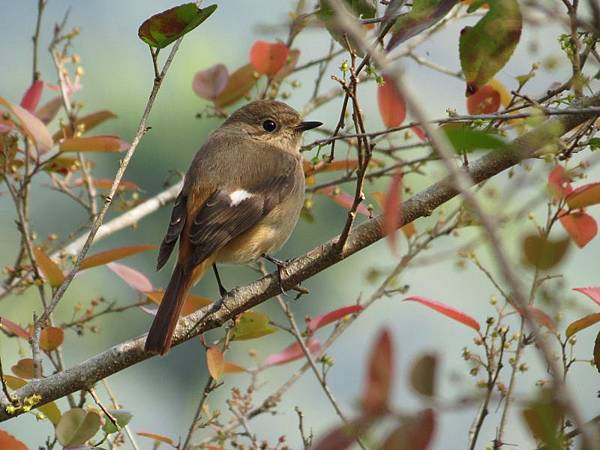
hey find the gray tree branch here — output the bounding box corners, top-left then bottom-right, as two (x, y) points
(1, 93), (599, 422)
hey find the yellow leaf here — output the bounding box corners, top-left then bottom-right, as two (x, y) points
(206, 346), (224, 380)
(33, 247), (64, 288)
(565, 313), (600, 338)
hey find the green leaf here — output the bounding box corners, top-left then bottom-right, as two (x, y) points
(522, 392), (564, 449)
(56, 408), (102, 447)
(443, 126), (507, 154)
(595, 330), (600, 373)
(588, 137), (600, 151)
(138, 3), (218, 49)
(387, 0), (457, 51)
(38, 401), (61, 426)
(230, 311), (277, 341)
(102, 409), (133, 434)
(318, 0), (376, 56)
(409, 354), (437, 397)
(459, 0), (522, 93)
(522, 235), (570, 270)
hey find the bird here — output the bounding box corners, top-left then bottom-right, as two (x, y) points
(144, 100), (322, 354)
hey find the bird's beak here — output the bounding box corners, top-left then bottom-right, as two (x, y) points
(296, 121), (323, 132)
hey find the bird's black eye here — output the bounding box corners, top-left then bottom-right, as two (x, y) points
(262, 119), (277, 132)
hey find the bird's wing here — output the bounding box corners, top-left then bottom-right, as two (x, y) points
(157, 190), (188, 270)
(188, 167), (297, 266)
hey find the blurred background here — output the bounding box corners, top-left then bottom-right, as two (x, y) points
(1, 1), (600, 448)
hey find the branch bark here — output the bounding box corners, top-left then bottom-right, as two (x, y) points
(1, 93), (599, 422)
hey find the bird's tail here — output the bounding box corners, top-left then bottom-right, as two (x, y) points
(145, 259), (211, 355)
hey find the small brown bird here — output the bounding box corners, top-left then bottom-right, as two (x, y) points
(145, 100), (322, 354)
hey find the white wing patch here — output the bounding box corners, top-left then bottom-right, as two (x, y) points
(229, 189), (253, 206)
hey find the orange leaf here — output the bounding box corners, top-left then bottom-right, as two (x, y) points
(559, 211), (597, 248)
(206, 346), (224, 380)
(213, 64), (258, 108)
(0, 430), (28, 450)
(72, 178), (140, 191)
(223, 361), (246, 374)
(146, 291), (212, 316)
(52, 110), (117, 141)
(33, 247), (64, 288)
(404, 296), (481, 331)
(59, 135), (129, 153)
(566, 182), (600, 209)
(136, 431), (174, 445)
(383, 171), (403, 254)
(80, 245), (157, 270)
(0, 317), (31, 339)
(250, 41), (289, 76)
(11, 358), (36, 379)
(566, 313), (600, 338)
(377, 75), (406, 128)
(0, 95), (53, 152)
(39, 327), (64, 352)
(361, 328), (393, 416)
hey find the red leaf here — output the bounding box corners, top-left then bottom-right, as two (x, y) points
(0, 96), (53, 152)
(522, 306), (557, 333)
(411, 125), (427, 142)
(573, 286), (600, 306)
(361, 328), (393, 416)
(250, 41), (289, 76)
(20, 80), (44, 113)
(0, 317), (31, 339)
(559, 210), (597, 248)
(264, 338), (321, 367)
(318, 187), (370, 217)
(566, 182), (600, 209)
(72, 178), (140, 192)
(307, 305), (363, 332)
(35, 96), (63, 124)
(192, 64), (229, 100)
(381, 409), (436, 450)
(404, 296), (481, 332)
(547, 166), (573, 200)
(107, 262), (153, 292)
(378, 75), (406, 128)
(383, 171), (403, 254)
(311, 418), (372, 450)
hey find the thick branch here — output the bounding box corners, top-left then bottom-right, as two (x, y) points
(1, 94), (598, 422)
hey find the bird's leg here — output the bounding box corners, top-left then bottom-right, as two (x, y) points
(262, 253), (289, 295)
(212, 264), (229, 298)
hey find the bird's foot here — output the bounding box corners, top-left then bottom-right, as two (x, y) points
(262, 254), (291, 296)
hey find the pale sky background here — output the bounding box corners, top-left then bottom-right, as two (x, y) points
(1, 1), (600, 449)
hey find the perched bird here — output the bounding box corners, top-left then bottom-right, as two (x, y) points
(145, 100), (322, 354)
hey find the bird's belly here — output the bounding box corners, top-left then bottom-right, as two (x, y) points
(215, 194), (302, 265)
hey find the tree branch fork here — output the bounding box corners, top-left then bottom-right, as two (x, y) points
(2, 91), (599, 422)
